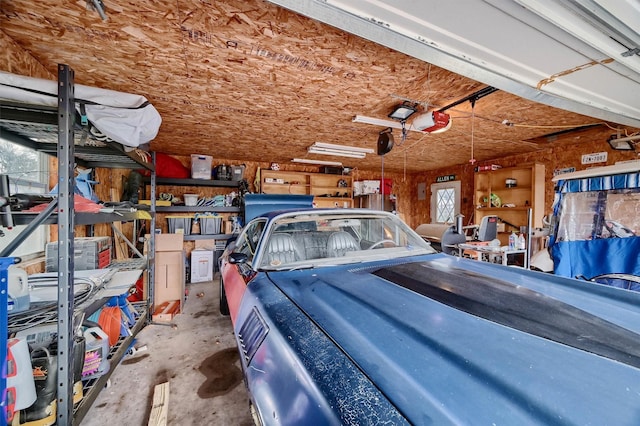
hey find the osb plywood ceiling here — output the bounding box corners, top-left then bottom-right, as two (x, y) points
(0, 0), (637, 172)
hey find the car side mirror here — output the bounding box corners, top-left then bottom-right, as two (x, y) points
(229, 252), (248, 265)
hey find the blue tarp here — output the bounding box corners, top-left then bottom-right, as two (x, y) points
(551, 236), (640, 278)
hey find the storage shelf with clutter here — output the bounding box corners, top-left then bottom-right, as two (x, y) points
(260, 168), (354, 208)
(473, 163), (545, 245)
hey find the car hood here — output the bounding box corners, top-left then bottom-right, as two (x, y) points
(268, 254), (640, 425)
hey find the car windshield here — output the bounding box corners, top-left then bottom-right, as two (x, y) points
(258, 211), (435, 270)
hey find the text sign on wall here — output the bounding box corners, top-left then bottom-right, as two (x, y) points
(581, 152), (608, 164)
(436, 174), (456, 183)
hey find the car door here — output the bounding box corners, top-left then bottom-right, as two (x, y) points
(220, 218), (266, 324)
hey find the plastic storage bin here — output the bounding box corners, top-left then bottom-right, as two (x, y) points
(231, 165), (245, 181)
(198, 215), (222, 235)
(191, 154), (212, 179)
(45, 237), (112, 272)
(167, 215), (193, 235)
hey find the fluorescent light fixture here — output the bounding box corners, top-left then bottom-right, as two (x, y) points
(292, 158), (343, 166)
(308, 142), (374, 159)
(388, 102), (417, 120)
(308, 147), (366, 158)
(607, 134), (640, 151)
(312, 142), (374, 154)
(353, 115), (423, 133)
(608, 139), (634, 150)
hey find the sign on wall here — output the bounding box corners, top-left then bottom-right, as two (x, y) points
(581, 152), (608, 165)
(436, 174), (456, 183)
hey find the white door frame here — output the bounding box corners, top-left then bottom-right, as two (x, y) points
(430, 180), (461, 224)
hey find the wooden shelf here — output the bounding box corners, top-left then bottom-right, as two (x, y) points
(474, 163), (545, 244)
(261, 169), (354, 208)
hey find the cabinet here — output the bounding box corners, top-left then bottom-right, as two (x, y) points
(474, 163), (545, 243)
(143, 177), (242, 240)
(260, 170), (353, 208)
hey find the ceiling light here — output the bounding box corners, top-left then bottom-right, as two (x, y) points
(412, 111), (452, 133)
(308, 147), (367, 159)
(353, 115), (423, 133)
(308, 142), (374, 159)
(311, 142), (374, 154)
(388, 102), (418, 121)
(292, 158), (343, 166)
(607, 134), (640, 151)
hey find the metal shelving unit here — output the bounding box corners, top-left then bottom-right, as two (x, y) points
(0, 64), (156, 426)
(142, 176), (242, 240)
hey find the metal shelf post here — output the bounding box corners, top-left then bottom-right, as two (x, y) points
(57, 63), (76, 426)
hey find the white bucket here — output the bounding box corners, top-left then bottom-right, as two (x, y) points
(184, 193), (199, 206)
(8, 265), (29, 314)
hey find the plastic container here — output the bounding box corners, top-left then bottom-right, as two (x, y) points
(167, 215), (193, 235)
(518, 233), (526, 250)
(45, 237), (112, 272)
(82, 327), (111, 380)
(6, 338), (37, 416)
(231, 165), (245, 181)
(8, 265), (29, 315)
(183, 194), (198, 206)
(509, 232), (517, 249)
(198, 214), (222, 235)
(191, 154), (212, 179)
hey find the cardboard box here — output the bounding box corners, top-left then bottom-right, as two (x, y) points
(154, 250), (185, 311)
(195, 239), (216, 251)
(353, 181), (363, 196)
(155, 233), (184, 252)
(190, 249), (214, 283)
(152, 300), (181, 322)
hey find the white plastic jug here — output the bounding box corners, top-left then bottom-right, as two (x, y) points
(8, 265), (30, 314)
(6, 337), (37, 413)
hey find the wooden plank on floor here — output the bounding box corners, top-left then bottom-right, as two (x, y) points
(148, 382), (170, 426)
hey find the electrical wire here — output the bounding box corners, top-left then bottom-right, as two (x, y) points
(8, 276), (99, 333)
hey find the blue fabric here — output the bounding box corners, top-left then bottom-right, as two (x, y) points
(592, 276), (640, 292)
(552, 236), (640, 278)
(557, 172), (640, 194)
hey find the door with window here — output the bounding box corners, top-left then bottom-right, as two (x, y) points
(430, 181), (461, 224)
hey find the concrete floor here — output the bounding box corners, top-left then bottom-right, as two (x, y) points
(81, 278), (253, 425)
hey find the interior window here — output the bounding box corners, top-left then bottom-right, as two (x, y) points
(0, 139), (49, 259)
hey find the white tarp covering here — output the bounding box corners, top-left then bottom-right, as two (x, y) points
(0, 71), (161, 147)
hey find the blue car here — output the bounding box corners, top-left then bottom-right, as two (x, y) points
(219, 209), (640, 425)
